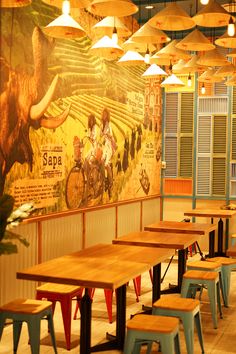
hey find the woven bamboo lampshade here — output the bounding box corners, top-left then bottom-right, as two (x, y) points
(142, 64), (167, 78)
(148, 2), (195, 31)
(215, 64), (236, 77)
(0, 0), (31, 6)
(122, 38), (156, 53)
(117, 51), (144, 66)
(90, 35), (124, 59)
(227, 48), (236, 57)
(172, 59), (190, 74)
(215, 29), (236, 48)
(176, 29), (215, 51)
(161, 74), (185, 87)
(184, 54), (206, 73)
(131, 23), (170, 44)
(42, 0), (90, 8)
(223, 1), (236, 13)
(43, 14), (86, 38)
(198, 68), (223, 83)
(157, 40), (191, 60)
(197, 48), (231, 66)
(226, 75), (236, 85)
(193, 0), (233, 28)
(92, 16), (131, 38)
(150, 53), (176, 66)
(88, 0), (138, 17)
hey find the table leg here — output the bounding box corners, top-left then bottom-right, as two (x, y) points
(209, 230), (215, 258)
(152, 263), (161, 303)
(80, 288), (92, 354)
(161, 249), (186, 294)
(91, 284), (126, 352)
(217, 218), (224, 256)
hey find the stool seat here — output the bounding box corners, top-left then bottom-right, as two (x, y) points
(153, 295), (204, 354)
(37, 283), (81, 294)
(0, 298), (57, 354)
(187, 261), (221, 270)
(124, 314), (181, 354)
(183, 270), (218, 281)
(207, 257), (236, 265)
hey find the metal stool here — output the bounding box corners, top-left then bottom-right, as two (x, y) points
(0, 298), (57, 354)
(153, 295), (204, 354)
(124, 314), (181, 354)
(181, 270), (222, 329)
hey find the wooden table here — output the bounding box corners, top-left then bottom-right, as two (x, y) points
(113, 231), (201, 293)
(184, 209), (236, 256)
(16, 243), (173, 354)
(144, 220), (217, 258)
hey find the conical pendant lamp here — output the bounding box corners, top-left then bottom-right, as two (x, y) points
(176, 29), (215, 51)
(184, 54), (206, 73)
(1, 0), (31, 6)
(157, 40), (191, 60)
(227, 48), (236, 57)
(197, 48), (231, 66)
(131, 22), (170, 44)
(148, 2), (195, 31)
(90, 35), (124, 59)
(42, 0), (90, 8)
(193, 0), (233, 28)
(92, 16), (131, 39)
(172, 59), (190, 74)
(150, 53), (176, 66)
(88, 0), (138, 17)
(122, 38), (156, 53)
(117, 51), (144, 66)
(142, 64), (167, 78)
(215, 64), (236, 77)
(198, 68), (223, 83)
(215, 28), (236, 48)
(161, 74), (185, 87)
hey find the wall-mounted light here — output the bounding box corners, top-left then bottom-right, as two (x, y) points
(62, 0), (70, 15)
(201, 83), (206, 94)
(187, 73), (192, 87)
(112, 26), (118, 44)
(228, 16), (235, 37)
(144, 47), (150, 64)
(200, 0), (209, 5)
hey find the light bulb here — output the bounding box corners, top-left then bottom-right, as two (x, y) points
(144, 48), (150, 64)
(187, 73), (192, 87)
(228, 17), (235, 37)
(201, 83), (206, 95)
(62, 0), (70, 15)
(112, 27), (118, 44)
(200, 0), (209, 4)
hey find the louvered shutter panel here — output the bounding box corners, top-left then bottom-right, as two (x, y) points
(181, 93), (193, 133)
(214, 82), (227, 96)
(165, 137), (178, 177)
(165, 93), (178, 134)
(212, 157), (226, 195)
(180, 136), (193, 177)
(232, 117), (236, 160)
(213, 115), (227, 154)
(198, 97), (228, 113)
(232, 87), (236, 115)
(197, 116), (211, 153)
(197, 157), (211, 195)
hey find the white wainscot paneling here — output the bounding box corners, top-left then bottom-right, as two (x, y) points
(86, 208), (116, 247)
(0, 223), (37, 304)
(42, 214), (83, 261)
(142, 198), (160, 228)
(117, 203), (140, 236)
(162, 198), (192, 222)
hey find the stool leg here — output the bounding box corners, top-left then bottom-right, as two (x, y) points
(27, 317), (41, 354)
(207, 281), (218, 329)
(104, 289), (113, 323)
(13, 320), (23, 353)
(47, 312), (58, 354)
(219, 273), (227, 307)
(123, 330), (137, 354)
(194, 312), (205, 354)
(216, 281), (223, 319)
(174, 332), (181, 354)
(181, 315), (194, 354)
(160, 334), (175, 354)
(221, 266), (231, 307)
(133, 276), (141, 300)
(60, 295), (72, 350)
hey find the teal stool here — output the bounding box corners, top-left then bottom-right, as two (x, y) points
(153, 295), (204, 354)
(124, 314), (181, 354)
(181, 270), (222, 329)
(206, 257), (236, 307)
(0, 298), (58, 354)
(186, 260), (226, 306)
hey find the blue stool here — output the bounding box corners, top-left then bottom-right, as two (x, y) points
(153, 295), (204, 354)
(206, 257), (236, 307)
(181, 270), (222, 329)
(124, 314), (181, 354)
(0, 298), (58, 354)
(186, 260), (226, 306)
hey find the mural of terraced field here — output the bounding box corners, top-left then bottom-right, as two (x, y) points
(1, 1), (161, 213)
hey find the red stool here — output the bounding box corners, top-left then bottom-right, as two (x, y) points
(36, 283), (83, 350)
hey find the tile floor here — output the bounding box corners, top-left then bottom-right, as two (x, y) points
(1, 254), (236, 353)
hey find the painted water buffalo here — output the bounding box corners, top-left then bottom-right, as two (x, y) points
(0, 26), (71, 194)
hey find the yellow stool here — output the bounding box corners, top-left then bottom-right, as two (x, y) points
(0, 298), (57, 354)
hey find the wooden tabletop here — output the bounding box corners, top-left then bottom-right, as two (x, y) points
(144, 220), (217, 235)
(184, 209), (236, 219)
(17, 244), (173, 290)
(112, 231), (201, 250)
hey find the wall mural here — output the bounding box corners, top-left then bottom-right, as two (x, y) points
(0, 1), (161, 214)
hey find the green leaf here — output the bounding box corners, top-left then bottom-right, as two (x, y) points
(0, 194), (15, 241)
(3, 230), (30, 247)
(0, 242), (18, 255)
